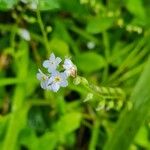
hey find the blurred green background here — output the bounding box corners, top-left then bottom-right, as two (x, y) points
(0, 0), (150, 150)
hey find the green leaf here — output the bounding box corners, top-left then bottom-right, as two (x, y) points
(0, 0), (18, 10)
(126, 0), (146, 20)
(0, 115), (9, 139)
(24, 0), (60, 10)
(86, 17), (114, 34)
(104, 57), (150, 150)
(38, 0), (60, 11)
(49, 38), (70, 57)
(55, 112), (82, 136)
(2, 41), (29, 150)
(134, 126), (150, 148)
(20, 128), (57, 150)
(19, 128), (38, 150)
(38, 132), (57, 150)
(26, 60), (38, 96)
(75, 52), (106, 73)
(58, 0), (89, 16)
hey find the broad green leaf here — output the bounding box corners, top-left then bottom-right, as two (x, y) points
(19, 128), (38, 150)
(2, 41), (29, 150)
(49, 38), (70, 57)
(0, 0), (18, 10)
(38, 0), (60, 11)
(20, 128), (57, 150)
(0, 115), (9, 139)
(26, 60), (38, 96)
(23, 0), (60, 10)
(134, 126), (150, 148)
(126, 0), (146, 20)
(86, 17), (114, 34)
(38, 132), (57, 150)
(75, 52), (106, 73)
(58, 0), (89, 16)
(55, 112), (82, 136)
(104, 57), (150, 150)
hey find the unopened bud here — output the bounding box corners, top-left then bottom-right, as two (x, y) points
(73, 76), (81, 85)
(83, 93), (93, 102)
(96, 99), (105, 111)
(116, 100), (123, 111)
(81, 77), (89, 85)
(106, 101), (114, 111)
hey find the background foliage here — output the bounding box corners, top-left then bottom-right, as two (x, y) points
(0, 0), (150, 150)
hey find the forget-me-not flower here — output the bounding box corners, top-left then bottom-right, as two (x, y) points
(43, 53), (62, 73)
(63, 58), (77, 77)
(47, 71), (68, 92)
(37, 69), (49, 89)
(37, 53), (77, 92)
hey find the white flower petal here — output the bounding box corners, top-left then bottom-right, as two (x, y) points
(48, 66), (56, 73)
(63, 58), (74, 70)
(41, 81), (48, 89)
(51, 70), (59, 76)
(60, 72), (67, 79)
(48, 76), (54, 85)
(19, 29), (30, 41)
(64, 70), (70, 77)
(37, 73), (42, 80)
(51, 83), (60, 92)
(43, 60), (50, 68)
(49, 53), (55, 61)
(43, 53), (61, 73)
(47, 85), (52, 90)
(37, 69), (47, 80)
(56, 57), (62, 65)
(63, 58), (77, 77)
(37, 69), (49, 89)
(60, 80), (68, 87)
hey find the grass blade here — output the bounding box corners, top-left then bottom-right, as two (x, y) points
(104, 56), (150, 150)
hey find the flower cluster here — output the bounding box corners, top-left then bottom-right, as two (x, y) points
(37, 53), (77, 92)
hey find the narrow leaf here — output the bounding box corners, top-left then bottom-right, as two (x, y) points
(104, 57), (150, 150)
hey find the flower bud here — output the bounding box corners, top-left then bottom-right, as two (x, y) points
(83, 93), (93, 102)
(73, 76), (81, 85)
(96, 99), (105, 111)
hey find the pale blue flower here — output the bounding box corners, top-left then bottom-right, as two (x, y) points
(63, 58), (77, 77)
(37, 69), (49, 89)
(43, 53), (62, 73)
(19, 28), (31, 41)
(47, 71), (68, 92)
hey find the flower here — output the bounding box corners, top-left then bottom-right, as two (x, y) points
(18, 28), (31, 41)
(37, 53), (78, 92)
(43, 53), (62, 73)
(63, 58), (77, 77)
(36, 69), (49, 89)
(47, 71), (68, 92)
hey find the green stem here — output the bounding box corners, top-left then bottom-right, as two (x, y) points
(102, 31), (110, 83)
(109, 39), (146, 82)
(56, 95), (66, 115)
(2, 85), (27, 150)
(89, 120), (100, 150)
(117, 62), (145, 83)
(0, 78), (23, 87)
(104, 57), (150, 150)
(70, 26), (99, 44)
(80, 76), (125, 101)
(2, 41), (29, 150)
(36, 7), (50, 54)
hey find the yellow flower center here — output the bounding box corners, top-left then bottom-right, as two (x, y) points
(42, 76), (47, 81)
(54, 76), (61, 82)
(50, 61), (54, 65)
